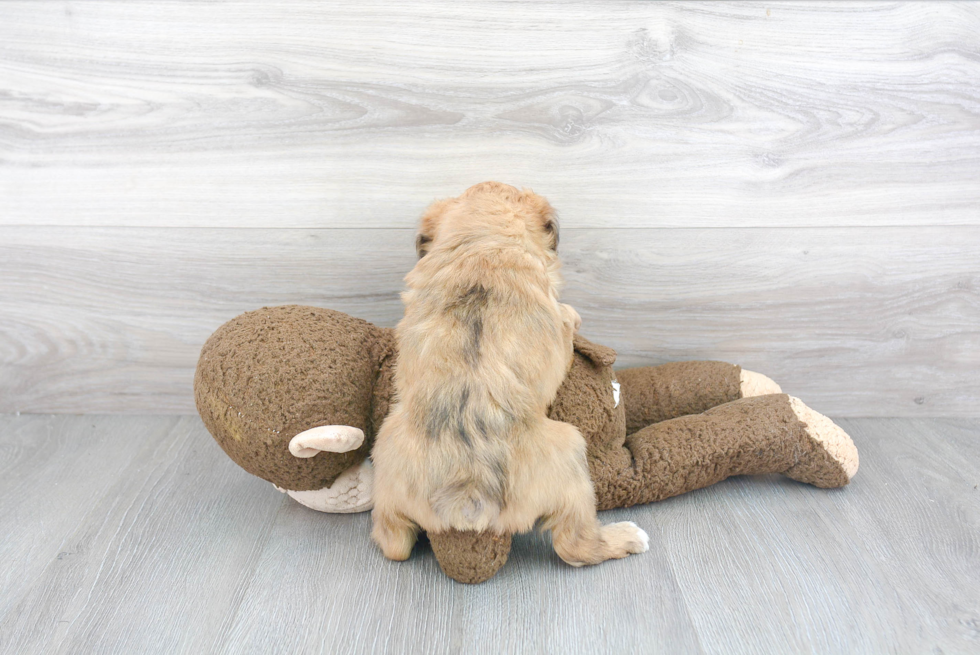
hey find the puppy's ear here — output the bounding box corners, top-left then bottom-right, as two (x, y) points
(543, 214), (559, 252)
(416, 198), (452, 259)
(522, 189), (559, 252)
(416, 233), (432, 259)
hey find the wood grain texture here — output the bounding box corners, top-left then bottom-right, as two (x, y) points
(0, 415), (284, 655)
(1, 1), (978, 228)
(2, 225), (977, 416)
(1, 2), (978, 415)
(1, 414), (978, 653)
(653, 416), (980, 654)
(221, 498), (703, 655)
(0, 415), (152, 619)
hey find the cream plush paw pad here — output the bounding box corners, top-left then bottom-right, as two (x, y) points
(276, 459), (374, 513)
(788, 396), (860, 481)
(739, 369), (782, 397)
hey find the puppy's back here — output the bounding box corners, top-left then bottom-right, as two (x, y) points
(395, 249), (568, 531)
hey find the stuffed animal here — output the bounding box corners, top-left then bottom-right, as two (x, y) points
(195, 305), (858, 583)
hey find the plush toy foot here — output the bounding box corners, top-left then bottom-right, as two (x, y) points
(275, 459), (374, 513)
(429, 529), (513, 584)
(784, 396), (859, 487)
(740, 369), (782, 397)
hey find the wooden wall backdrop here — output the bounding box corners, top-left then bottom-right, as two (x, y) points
(1, 1), (978, 416)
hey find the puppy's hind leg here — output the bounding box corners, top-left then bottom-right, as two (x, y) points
(371, 507), (418, 561)
(536, 421), (649, 567)
(551, 505), (649, 567)
(370, 410), (420, 561)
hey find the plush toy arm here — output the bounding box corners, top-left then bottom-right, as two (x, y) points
(590, 394), (858, 510)
(278, 426), (373, 513)
(616, 361), (781, 436)
(428, 529), (513, 584)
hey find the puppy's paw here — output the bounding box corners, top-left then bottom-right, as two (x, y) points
(560, 303), (582, 332)
(371, 511), (418, 561)
(601, 521), (650, 558)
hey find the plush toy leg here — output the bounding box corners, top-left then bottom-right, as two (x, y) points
(616, 362), (780, 435)
(589, 394), (858, 510)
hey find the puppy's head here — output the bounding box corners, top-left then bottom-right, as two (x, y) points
(415, 182), (559, 261)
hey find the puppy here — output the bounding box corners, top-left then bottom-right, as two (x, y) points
(371, 182), (648, 568)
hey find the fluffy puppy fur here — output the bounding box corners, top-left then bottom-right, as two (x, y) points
(371, 182), (648, 568)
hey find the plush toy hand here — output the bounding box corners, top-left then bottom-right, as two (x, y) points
(278, 426), (372, 512)
(289, 425), (365, 457)
(275, 459), (374, 513)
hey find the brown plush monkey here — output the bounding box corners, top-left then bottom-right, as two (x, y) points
(195, 305), (858, 583)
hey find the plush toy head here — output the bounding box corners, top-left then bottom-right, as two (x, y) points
(195, 305), (396, 492)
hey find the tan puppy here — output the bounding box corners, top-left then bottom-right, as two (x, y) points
(371, 182), (648, 568)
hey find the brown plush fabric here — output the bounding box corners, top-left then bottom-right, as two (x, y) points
(590, 393), (851, 509)
(194, 305), (394, 491)
(571, 334), (617, 368)
(549, 336), (626, 454)
(617, 361), (742, 435)
(429, 529), (513, 584)
(369, 327), (398, 444)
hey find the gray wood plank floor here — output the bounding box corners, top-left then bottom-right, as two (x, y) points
(1, 415), (977, 654)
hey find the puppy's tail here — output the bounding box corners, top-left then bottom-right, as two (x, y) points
(429, 479), (503, 531)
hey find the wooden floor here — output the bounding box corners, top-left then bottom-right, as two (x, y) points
(1, 414), (977, 654)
